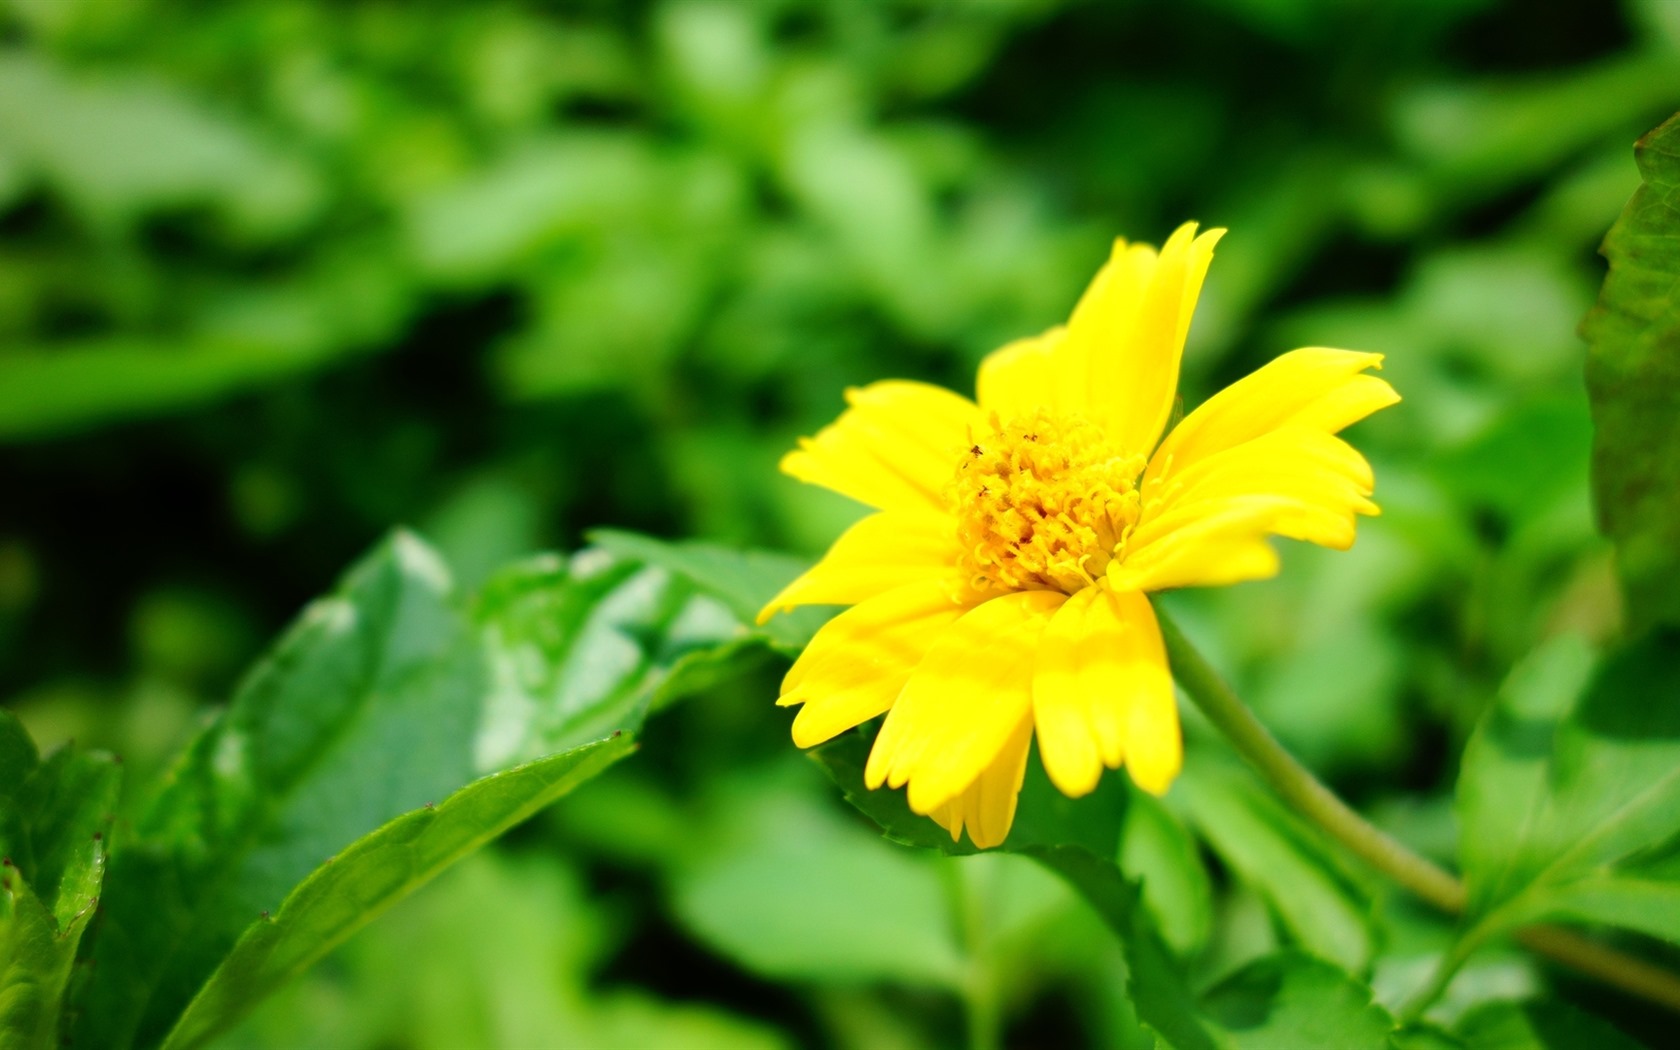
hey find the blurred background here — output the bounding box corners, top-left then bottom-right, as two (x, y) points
(1, 0), (1675, 1046)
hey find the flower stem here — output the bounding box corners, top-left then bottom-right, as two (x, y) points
(1156, 608), (1680, 1015)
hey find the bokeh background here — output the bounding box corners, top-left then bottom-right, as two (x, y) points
(2, 0), (1675, 1046)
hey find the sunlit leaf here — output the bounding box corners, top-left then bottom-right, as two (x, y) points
(70, 531), (760, 1049)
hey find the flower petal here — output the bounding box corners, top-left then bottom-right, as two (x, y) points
(757, 509), (956, 622)
(976, 327), (1064, 419)
(926, 710), (1034, 848)
(864, 590), (1065, 815)
(779, 579), (972, 748)
(1144, 347), (1396, 491)
(781, 380), (981, 513)
(1115, 349), (1399, 591)
(1032, 586), (1178, 797)
(1061, 223), (1224, 455)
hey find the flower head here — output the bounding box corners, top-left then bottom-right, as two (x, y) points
(761, 223), (1399, 847)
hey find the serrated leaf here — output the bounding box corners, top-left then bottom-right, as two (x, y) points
(159, 736), (635, 1050)
(1176, 755), (1376, 972)
(1200, 952), (1395, 1049)
(73, 531), (758, 1049)
(1457, 631), (1680, 951)
(1583, 111), (1680, 630)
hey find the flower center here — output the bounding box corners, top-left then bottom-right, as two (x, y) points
(948, 408), (1146, 595)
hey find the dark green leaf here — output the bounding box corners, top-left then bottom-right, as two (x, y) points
(1583, 111), (1680, 630)
(1452, 999), (1643, 1050)
(159, 736), (635, 1050)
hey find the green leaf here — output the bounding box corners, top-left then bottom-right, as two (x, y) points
(1457, 631), (1680, 949)
(72, 531), (755, 1049)
(812, 731), (1395, 1049)
(1176, 755), (1376, 972)
(1198, 951), (1397, 1049)
(159, 736), (635, 1050)
(588, 528), (828, 652)
(1583, 111), (1680, 630)
(0, 721), (120, 1050)
(1119, 789), (1213, 957)
(668, 787), (965, 988)
(470, 550), (747, 770)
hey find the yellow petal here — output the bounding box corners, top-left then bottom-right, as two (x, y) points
(1110, 495), (1292, 592)
(976, 326), (1064, 419)
(1031, 586), (1176, 797)
(864, 590), (1065, 814)
(781, 380), (981, 513)
(1125, 428), (1378, 571)
(758, 509), (956, 622)
(926, 710), (1034, 848)
(1061, 223), (1224, 455)
(1144, 347), (1395, 492)
(1116, 349), (1398, 591)
(779, 579), (971, 748)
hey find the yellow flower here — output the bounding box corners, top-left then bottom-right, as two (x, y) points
(760, 223), (1399, 848)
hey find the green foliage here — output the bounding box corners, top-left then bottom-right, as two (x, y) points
(1584, 113), (1680, 631)
(1457, 632), (1680, 949)
(4, 0), (1680, 1046)
(0, 713), (118, 1050)
(812, 731), (1397, 1049)
(0, 530), (773, 1050)
(161, 737), (635, 1050)
(1176, 756), (1376, 973)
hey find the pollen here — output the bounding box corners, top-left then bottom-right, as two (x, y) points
(948, 408), (1146, 595)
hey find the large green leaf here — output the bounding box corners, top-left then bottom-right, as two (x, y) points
(1583, 111), (1680, 630)
(69, 532), (758, 1049)
(1456, 632), (1680, 950)
(0, 714), (120, 1050)
(160, 736), (634, 1050)
(811, 731), (1396, 1049)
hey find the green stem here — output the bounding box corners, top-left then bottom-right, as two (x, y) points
(1156, 608), (1680, 1016)
(943, 860), (1001, 1050)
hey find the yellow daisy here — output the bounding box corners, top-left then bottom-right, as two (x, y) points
(759, 222), (1399, 848)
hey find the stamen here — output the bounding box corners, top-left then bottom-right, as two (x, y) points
(947, 408), (1145, 595)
